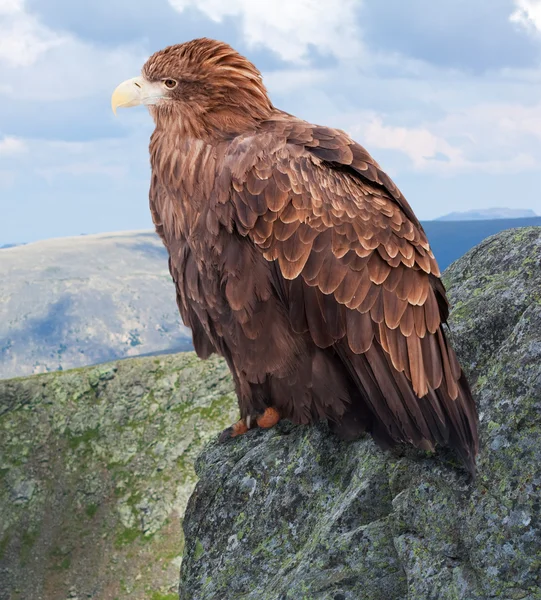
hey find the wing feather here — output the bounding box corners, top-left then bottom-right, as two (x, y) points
(217, 117), (477, 470)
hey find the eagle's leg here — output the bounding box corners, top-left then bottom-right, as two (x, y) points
(256, 406), (281, 429)
(218, 407), (281, 442)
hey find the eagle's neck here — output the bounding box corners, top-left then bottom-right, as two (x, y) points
(149, 126), (227, 247)
(149, 95), (274, 142)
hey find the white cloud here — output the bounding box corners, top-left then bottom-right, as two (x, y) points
(0, 0), (67, 67)
(510, 0), (541, 34)
(0, 0), (23, 16)
(0, 0), (540, 233)
(263, 68), (331, 94)
(168, 0), (363, 63)
(0, 135), (26, 155)
(0, 1), (146, 100)
(0, 41), (146, 102)
(361, 117), (463, 170)
(348, 102), (541, 175)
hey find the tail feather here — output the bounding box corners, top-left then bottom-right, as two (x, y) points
(336, 335), (479, 474)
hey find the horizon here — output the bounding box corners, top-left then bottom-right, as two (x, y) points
(3, 209), (541, 250)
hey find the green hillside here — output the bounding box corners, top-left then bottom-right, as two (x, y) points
(0, 352), (237, 600)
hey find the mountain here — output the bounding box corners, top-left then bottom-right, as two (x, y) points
(2, 227), (541, 599)
(0, 231), (192, 380)
(179, 227), (541, 600)
(0, 243), (25, 249)
(3, 218), (541, 380)
(435, 207), (537, 221)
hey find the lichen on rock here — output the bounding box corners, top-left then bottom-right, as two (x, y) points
(0, 352), (238, 600)
(179, 227), (541, 600)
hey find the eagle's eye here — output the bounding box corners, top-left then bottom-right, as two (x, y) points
(163, 79), (178, 90)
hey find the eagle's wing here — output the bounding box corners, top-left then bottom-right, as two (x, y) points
(222, 119), (478, 468)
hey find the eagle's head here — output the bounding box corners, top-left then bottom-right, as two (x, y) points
(111, 38), (273, 137)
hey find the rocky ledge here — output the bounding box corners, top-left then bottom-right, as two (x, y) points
(179, 227), (541, 600)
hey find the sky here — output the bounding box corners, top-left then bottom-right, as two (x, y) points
(1, 0), (541, 244)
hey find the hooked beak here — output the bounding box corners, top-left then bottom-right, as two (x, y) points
(111, 76), (165, 115)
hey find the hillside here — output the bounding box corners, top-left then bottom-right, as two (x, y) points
(2, 227), (541, 599)
(0, 352), (238, 600)
(0, 231), (191, 380)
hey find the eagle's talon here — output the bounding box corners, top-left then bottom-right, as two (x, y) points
(218, 427), (234, 443)
(219, 410), (280, 442)
(219, 418), (249, 443)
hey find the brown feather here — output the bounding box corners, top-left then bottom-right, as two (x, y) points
(399, 304), (416, 337)
(383, 286), (409, 330)
(421, 333), (444, 390)
(406, 333), (428, 397)
(346, 309), (374, 353)
(413, 304), (427, 338)
(346, 271), (374, 310)
(358, 283), (381, 313)
(335, 271), (363, 304)
(370, 291), (385, 324)
(381, 325), (410, 377)
(424, 287), (441, 334)
(317, 256), (349, 295)
(367, 252), (392, 285)
(273, 219), (300, 242)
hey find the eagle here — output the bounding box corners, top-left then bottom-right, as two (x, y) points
(112, 38), (478, 472)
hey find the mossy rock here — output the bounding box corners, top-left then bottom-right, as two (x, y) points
(0, 352), (237, 599)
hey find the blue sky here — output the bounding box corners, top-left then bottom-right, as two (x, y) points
(1, 0), (541, 244)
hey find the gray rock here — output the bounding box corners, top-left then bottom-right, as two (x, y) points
(10, 479), (36, 504)
(179, 227), (541, 600)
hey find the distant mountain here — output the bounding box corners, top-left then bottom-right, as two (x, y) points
(0, 231), (192, 379)
(1, 242), (25, 249)
(3, 220), (541, 380)
(436, 208), (537, 221)
(423, 217), (541, 271)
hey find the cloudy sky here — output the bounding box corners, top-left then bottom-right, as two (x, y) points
(1, 0), (541, 244)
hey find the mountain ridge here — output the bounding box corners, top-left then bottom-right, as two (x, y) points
(3, 218), (541, 380)
(0, 230), (192, 380)
(435, 207), (537, 221)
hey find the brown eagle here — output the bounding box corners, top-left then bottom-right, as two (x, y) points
(112, 38), (478, 472)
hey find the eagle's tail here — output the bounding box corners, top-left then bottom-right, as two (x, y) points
(335, 337), (479, 475)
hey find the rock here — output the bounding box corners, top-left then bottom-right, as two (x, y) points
(0, 352), (238, 600)
(179, 228), (541, 600)
(10, 479), (36, 504)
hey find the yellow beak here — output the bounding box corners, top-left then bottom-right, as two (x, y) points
(111, 76), (165, 115)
